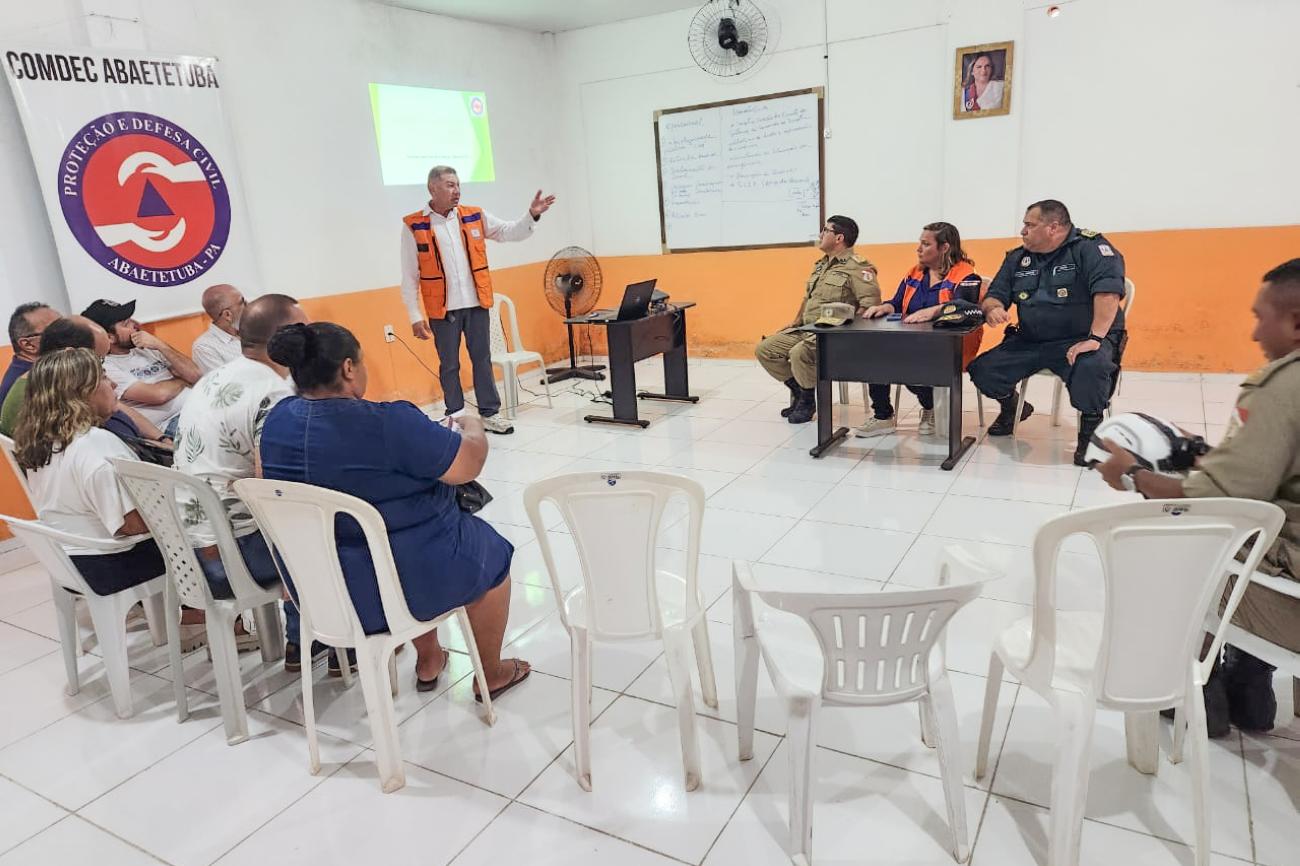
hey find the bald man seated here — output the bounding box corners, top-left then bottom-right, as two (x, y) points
(191, 283), (246, 374)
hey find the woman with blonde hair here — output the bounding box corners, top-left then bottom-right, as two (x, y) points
(13, 348), (164, 594)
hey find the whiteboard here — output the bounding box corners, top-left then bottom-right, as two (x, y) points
(655, 89), (823, 252)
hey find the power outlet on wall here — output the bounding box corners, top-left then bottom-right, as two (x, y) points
(383, 324), (395, 343)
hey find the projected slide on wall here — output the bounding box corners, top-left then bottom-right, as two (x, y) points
(368, 83), (496, 185)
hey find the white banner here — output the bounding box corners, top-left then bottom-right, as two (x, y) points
(2, 46), (259, 321)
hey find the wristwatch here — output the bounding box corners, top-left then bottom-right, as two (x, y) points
(1088, 333), (1108, 344)
(1120, 465), (1143, 492)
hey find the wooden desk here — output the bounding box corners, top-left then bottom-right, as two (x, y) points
(801, 318), (982, 470)
(565, 302), (699, 428)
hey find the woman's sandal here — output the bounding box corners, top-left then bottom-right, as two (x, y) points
(416, 649), (450, 693)
(475, 659), (531, 703)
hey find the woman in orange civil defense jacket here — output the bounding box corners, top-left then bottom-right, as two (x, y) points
(854, 222), (986, 437)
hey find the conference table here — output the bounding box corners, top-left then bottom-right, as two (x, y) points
(566, 302), (699, 428)
(800, 317), (982, 470)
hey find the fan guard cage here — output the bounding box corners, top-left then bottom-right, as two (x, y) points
(688, 0), (769, 77)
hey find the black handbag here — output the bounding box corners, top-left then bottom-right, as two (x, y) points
(455, 480), (493, 514)
(122, 436), (175, 468)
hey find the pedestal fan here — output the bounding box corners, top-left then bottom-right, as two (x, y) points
(543, 246), (606, 384)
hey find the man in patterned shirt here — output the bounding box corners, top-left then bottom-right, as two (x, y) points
(174, 294), (317, 669)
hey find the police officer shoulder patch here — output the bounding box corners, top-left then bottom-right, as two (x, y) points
(861, 268), (875, 282)
(1078, 228), (1099, 238)
(1097, 244), (1115, 256)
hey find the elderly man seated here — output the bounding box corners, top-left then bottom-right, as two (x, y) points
(1096, 258), (1300, 737)
(191, 283), (246, 374)
(1, 302), (60, 405)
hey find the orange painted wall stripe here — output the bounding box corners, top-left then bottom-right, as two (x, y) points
(0, 223), (1292, 540)
(587, 224), (1299, 371)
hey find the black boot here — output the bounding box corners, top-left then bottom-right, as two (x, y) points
(787, 387), (816, 424)
(988, 395), (1034, 436)
(1074, 412), (1105, 467)
(780, 377), (801, 418)
(1223, 645), (1277, 732)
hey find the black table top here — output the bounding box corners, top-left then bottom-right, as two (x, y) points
(565, 301), (695, 326)
(798, 316), (982, 339)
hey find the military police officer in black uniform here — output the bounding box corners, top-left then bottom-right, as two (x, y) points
(969, 200), (1126, 465)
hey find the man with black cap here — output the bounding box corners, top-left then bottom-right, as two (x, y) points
(83, 299), (200, 439)
(968, 200), (1126, 465)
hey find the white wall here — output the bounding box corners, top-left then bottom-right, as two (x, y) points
(556, 0), (1300, 255)
(3, 0), (1297, 338)
(0, 0), (567, 335)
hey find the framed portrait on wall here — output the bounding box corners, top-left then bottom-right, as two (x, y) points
(953, 41), (1013, 119)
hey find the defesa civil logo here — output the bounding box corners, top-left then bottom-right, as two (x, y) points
(58, 111), (230, 286)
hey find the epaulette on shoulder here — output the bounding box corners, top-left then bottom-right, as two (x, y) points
(1078, 228), (1099, 238)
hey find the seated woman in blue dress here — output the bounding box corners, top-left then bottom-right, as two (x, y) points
(855, 221), (985, 438)
(259, 322), (529, 698)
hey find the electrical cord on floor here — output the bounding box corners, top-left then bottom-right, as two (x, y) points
(392, 326), (618, 415)
(392, 332), (478, 412)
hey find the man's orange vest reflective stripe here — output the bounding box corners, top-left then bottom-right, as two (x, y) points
(403, 205), (494, 320)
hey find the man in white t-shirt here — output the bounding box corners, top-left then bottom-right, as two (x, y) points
(174, 294), (314, 667)
(190, 284), (246, 375)
(83, 299), (201, 439)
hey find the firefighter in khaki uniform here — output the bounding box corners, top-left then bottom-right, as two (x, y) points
(1096, 258), (1300, 738)
(755, 215), (881, 424)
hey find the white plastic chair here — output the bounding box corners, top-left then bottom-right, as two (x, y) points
(523, 470), (718, 792)
(235, 477), (497, 793)
(0, 433), (34, 504)
(973, 498), (1284, 866)
(2, 434), (164, 657)
(2, 515), (170, 718)
(490, 293), (552, 419)
(1012, 277), (1135, 432)
(112, 460), (285, 745)
(0, 434), (86, 648)
(733, 553), (987, 865)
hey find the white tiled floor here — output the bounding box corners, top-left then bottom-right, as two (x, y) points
(0, 360), (1294, 865)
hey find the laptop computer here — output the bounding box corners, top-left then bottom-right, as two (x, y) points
(586, 279), (657, 322)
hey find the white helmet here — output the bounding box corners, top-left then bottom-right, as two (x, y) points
(1082, 412), (1210, 474)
